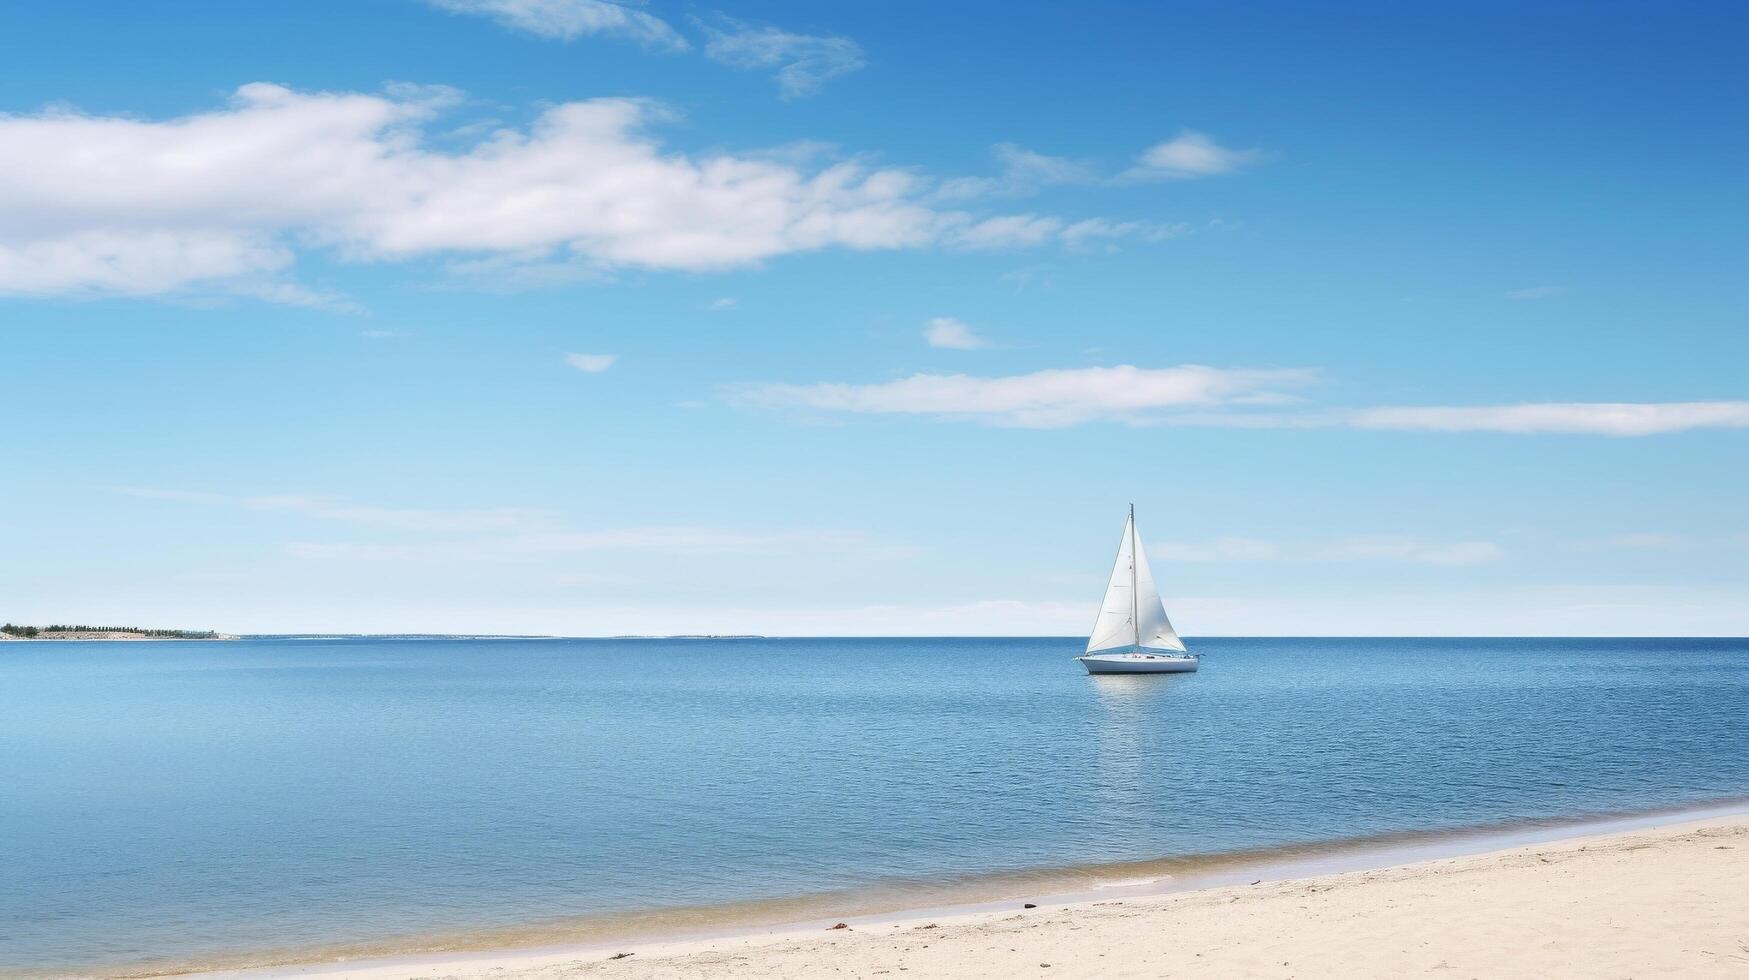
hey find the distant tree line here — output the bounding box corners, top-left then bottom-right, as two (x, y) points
(3, 623), (215, 638)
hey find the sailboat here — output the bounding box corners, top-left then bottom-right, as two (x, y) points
(1076, 505), (1200, 674)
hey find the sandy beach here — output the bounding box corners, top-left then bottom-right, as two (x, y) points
(192, 812), (1749, 980)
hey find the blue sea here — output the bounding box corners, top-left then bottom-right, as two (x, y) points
(4, 636), (1748, 975)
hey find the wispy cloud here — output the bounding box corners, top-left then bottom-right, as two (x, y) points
(939, 134), (1261, 201)
(1060, 218), (1192, 251)
(424, 0), (688, 50)
(565, 352), (618, 373)
(940, 214), (1063, 249)
(427, 4), (870, 100)
(1125, 130), (1261, 180)
(706, 296), (737, 310)
(1345, 402), (1749, 436)
(231, 279), (365, 314)
(0, 84), (1158, 303)
(1157, 536), (1507, 566)
(923, 316), (994, 350)
(729, 365), (1749, 435)
(698, 16), (866, 99)
(934, 143), (1099, 200)
(361, 328), (409, 339)
(730, 365), (1317, 427)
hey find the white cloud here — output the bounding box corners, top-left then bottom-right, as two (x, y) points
(707, 296), (737, 310)
(1347, 402), (1749, 436)
(944, 214), (1066, 249)
(989, 143), (1096, 186)
(730, 364), (1317, 427)
(361, 328), (409, 338)
(232, 279), (365, 313)
(0, 229), (291, 298)
(728, 360), (1749, 436)
(1158, 536), (1505, 566)
(923, 316), (992, 350)
(934, 143), (1099, 200)
(940, 137), (1260, 200)
(699, 17), (866, 99)
(424, 0), (687, 50)
(1060, 218), (1191, 250)
(1506, 285), (1565, 300)
(565, 351), (618, 372)
(1158, 402), (1749, 437)
(0, 84), (1140, 303)
(1127, 130), (1260, 180)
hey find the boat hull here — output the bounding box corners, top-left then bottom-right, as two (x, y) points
(1077, 652), (1200, 674)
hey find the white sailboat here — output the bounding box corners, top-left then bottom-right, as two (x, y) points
(1076, 505), (1200, 674)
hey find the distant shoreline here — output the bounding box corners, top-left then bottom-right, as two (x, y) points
(0, 627), (237, 641)
(0, 634), (239, 641)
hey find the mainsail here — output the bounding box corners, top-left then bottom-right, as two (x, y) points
(1085, 506), (1187, 654)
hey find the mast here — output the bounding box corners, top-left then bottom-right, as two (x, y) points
(1129, 503), (1139, 650)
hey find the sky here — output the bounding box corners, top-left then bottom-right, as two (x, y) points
(2, 0), (1746, 636)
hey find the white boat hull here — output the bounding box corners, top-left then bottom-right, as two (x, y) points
(1077, 652), (1200, 674)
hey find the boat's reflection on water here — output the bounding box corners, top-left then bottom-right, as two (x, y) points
(1088, 671), (1193, 709)
(1086, 673), (1194, 828)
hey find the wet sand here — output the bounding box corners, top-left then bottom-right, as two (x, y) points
(185, 810), (1749, 980)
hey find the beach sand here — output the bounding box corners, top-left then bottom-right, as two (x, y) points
(203, 813), (1749, 980)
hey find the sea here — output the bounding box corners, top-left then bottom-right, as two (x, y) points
(3, 636), (1747, 975)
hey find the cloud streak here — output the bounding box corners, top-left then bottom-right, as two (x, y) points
(0, 84), (1160, 302)
(565, 352), (618, 372)
(429, 4), (868, 97)
(1126, 130), (1261, 180)
(1345, 402), (1749, 436)
(923, 316), (993, 350)
(933, 143), (1101, 200)
(730, 366), (1749, 435)
(424, 0), (688, 50)
(938, 133), (1262, 202)
(1157, 536), (1507, 566)
(699, 17), (867, 99)
(730, 365), (1317, 427)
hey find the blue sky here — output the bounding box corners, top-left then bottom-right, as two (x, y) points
(3, 0), (1745, 635)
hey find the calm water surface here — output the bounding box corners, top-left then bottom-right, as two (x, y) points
(3, 636), (1747, 972)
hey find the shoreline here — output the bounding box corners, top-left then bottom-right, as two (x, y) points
(0, 636), (236, 642)
(68, 795), (1749, 980)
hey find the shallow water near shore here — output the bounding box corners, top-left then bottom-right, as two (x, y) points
(4, 636), (1748, 975)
